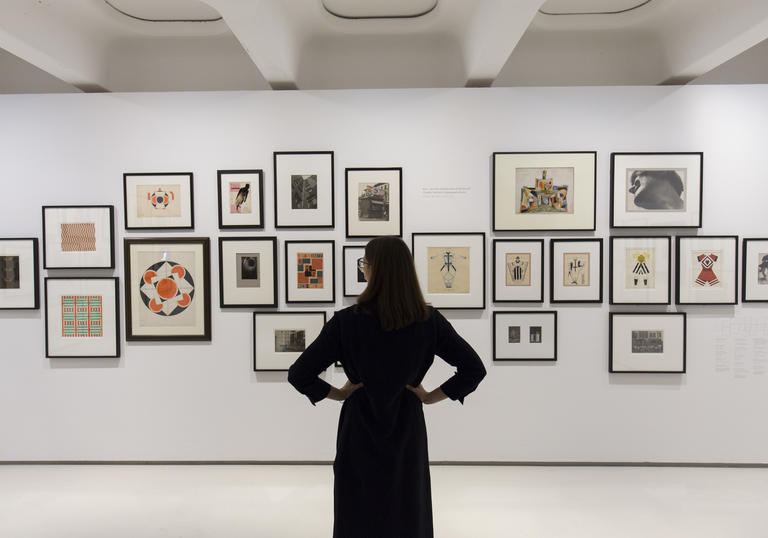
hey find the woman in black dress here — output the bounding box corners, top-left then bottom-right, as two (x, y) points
(288, 236), (486, 538)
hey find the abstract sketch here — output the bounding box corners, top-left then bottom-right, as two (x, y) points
(692, 251), (721, 287)
(61, 295), (102, 338)
(275, 329), (306, 352)
(297, 252), (323, 289)
(508, 326), (520, 343)
(505, 253), (530, 286)
(515, 167), (574, 214)
(563, 253), (589, 287)
(358, 182), (390, 221)
(632, 330), (664, 353)
(139, 260), (195, 316)
(229, 181), (252, 214)
(60, 223), (96, 252)
(758, 253), (768, 285)
(427, 247), (470, 294)
(236, 253), (260, 288)
(625, 248), (656, 289)
(291, 175), (318, 209)
(529, 326), (542, 343)
(137, 184), (182, 218)
(626, 169), (686, 212)
(0, 256), (20, 289)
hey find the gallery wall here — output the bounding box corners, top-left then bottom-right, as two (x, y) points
(1, 85), (767, 463)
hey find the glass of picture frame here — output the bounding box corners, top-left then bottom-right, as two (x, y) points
(412, 232), (486, 309)
(610, 152), (703, 228)
(742, 238), (768, 302)
(492, 239), (544, 303)
(345, 167), (402, 238)
(342, 245), (367, 297)
(253, 311), (326, 371)
(550, 238), (603, 303)
(124, 237), (211, 341)
(123, 172), (194, 230)
(493, 311), (557, 361)
(217, 169), (264, 229)
(0, 238), (39, 310)
(274, 151), (334, 228)
(219, 237), (277, 308)
(493, 151), (596, 231)
(609, 236), (671, 305)
(42, 205), (115, 269)
(285, 240), (336, 303)
(609, 312), (686, 373)
(44, 277), (120, 358)
(676, 235), (737, 305)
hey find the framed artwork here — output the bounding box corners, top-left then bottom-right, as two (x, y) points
(492, 239), (544, 303)
(285, 240), (335, 303)
(609, 312), (686, 373)
(219, 237), (277, 308)
(345, 167), (402, 237)
(742, 238), (768, 302)
(42, 205), (114, 269)
(412, 232), (486, 309)
(493, 151), (596, 231)
(610, 152), (703, 228)
(44, 277), (120, 358)
(0, 238), (39, 310)
(676, 235), (738, 305)
(217, 169), (264, 229)
(253, 311), (326, 371)
(274, 151), (334, 228)
(124, 238), (211, 340)
(493, 311), (557, 361)
(343, 245), (368, 297)
(550, 238), (603, 303)
(609, 236), (671, 305)
(123, 172), (194, 230)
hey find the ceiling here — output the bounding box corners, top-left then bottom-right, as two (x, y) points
(1, 0), (767, 94)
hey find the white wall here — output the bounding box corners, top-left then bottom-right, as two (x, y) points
(0, 86), (767, 463)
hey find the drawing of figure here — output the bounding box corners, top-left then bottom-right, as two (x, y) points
(631, 251), (651, 287)
(505, 253), (530, 286)
(230, 182), (250, 213)
(427, 246), (470, 294)
(627, 169), (685, 211)
(516, 167), (573, 214)
(564, 253), (589, 286)
(758, 254), (768, 285)
(695, 252), (719, 286)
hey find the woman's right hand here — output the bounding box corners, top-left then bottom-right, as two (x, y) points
(406, 384), (447, 405)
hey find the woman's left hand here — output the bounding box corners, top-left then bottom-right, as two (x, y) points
(327, 379), (364, 401)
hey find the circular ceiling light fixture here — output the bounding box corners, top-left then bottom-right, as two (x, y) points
(322, 0), (438, 20)
(539, 0), (652, 16)
(103, 0), (222, 22)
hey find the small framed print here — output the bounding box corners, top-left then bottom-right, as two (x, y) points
(550, 238), (603, 303)
(274, 151), (334, 228)
(285, 240), (335, 303)
(412, 232), (486, 309)
(610, 152), (703, 228)
(493, 311), (557, 361)
(124, 172), (194, 230)
(124, 238), (211, 341)
(493, 151), (596, 231)
(610, 312), (686, 373)
(609, 236), (671, 305)
(676, 235), (737, 305)
(343, 245), (367, 297)
(44, 277), (120, 358)
(742, 238), (768, 302)
(254, 311), (326, 371)
(0, 238), (39, 310)
(219, 237), (277, 308)
(217, 169), (264, 229)
(345, 168), (402, 238)
(492, 239), (544, 303)
(42, 206), (114, 269)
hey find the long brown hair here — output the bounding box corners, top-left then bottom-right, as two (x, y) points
(356, 236), (429, 331)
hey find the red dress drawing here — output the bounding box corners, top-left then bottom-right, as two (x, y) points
(695, 253), (719, 286)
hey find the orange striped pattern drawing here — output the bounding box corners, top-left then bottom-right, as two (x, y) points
(60, 223), (96, 252)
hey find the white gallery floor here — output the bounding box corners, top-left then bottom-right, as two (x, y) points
(1, 464), (767, 538)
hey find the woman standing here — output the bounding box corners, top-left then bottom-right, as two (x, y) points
(288, 236), (486, 538)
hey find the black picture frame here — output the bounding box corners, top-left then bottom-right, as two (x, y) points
(609, 312), (686, 374)
(492, 238), (544, 303)
(492, 310), (557, 361)
(344, 167), (403, 238)
(742, 238), (768, 303)
(675, 235), (738, 305)
(123, 172), (195, 230)
(124, 237), (211, 341)
(274, 151), (335, 229)
(217, 169), (265, 229)
(609, 236), (672, 305)
(44, 276), (120, 358)
(218, 236), (278, 308)
(0, 237), (40, 310)
(342, 245), (367, 297)
(550, 238), (603, 303)
(284, 239), (336, 304)
(42, 205), (115, 269)
(253, 310), (327, 372)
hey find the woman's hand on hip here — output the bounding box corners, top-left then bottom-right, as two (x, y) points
(327, 379), (364, 401)
(406, 384), (448, 405)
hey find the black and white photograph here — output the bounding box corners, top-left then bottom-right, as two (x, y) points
(610, 313), (686, 373)
(494, 311), (557, 361)
(291, 175), (318, 209)
(343, 245), (368, 297)
(253, 311), (326, 371)
(631, 330), (664, 353)
(742, 238), (768, 302)
(237, 254), (261, 287)
(508, 326), (521, 343)
(0, 238), (39, 310)
(345, 168), (402, 237)
(274, 151), (334, 228)
(529, 326), (542, 344)
(219, 237), (277, 308)
(274, 329), (306, 352)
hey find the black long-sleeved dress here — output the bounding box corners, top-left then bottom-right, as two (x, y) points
(288, 306), (486, 538)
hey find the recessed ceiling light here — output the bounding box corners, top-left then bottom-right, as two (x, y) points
(104, 0), (222, 22)
(539, 0), (651, 15)
(322, 0), (437, 19)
